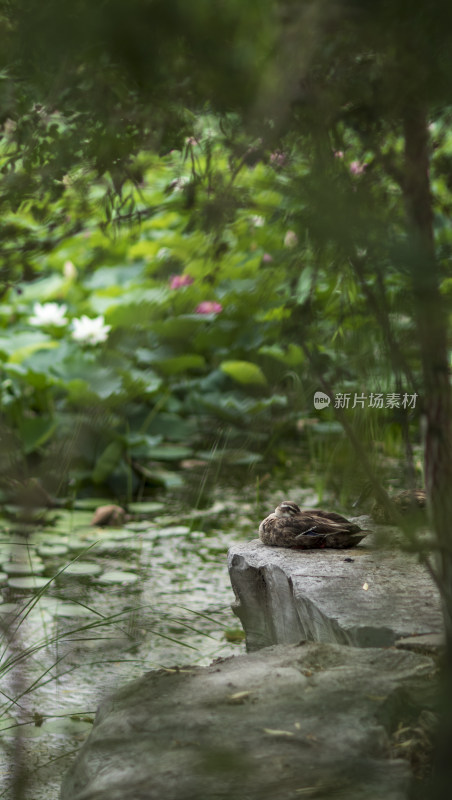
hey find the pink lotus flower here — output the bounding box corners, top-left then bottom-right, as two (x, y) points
(334, 150), (344, 159)
(170, 274), (194, 289)
(195, 301), (222, 315)
(270, 150), (286, 167)
(349, 160), (367, 175)
(262, 253), (273, 263)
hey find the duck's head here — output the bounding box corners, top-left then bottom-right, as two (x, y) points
(274, 501), (302, 517)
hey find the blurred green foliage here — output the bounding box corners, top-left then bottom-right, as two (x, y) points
(2, 1), (452, 501)
(0, 118), (430, 500)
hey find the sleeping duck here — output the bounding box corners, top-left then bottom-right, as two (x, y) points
(259, 500), (368, 549)
(370, 489), (426, 524)
(355, 483), (427, 524)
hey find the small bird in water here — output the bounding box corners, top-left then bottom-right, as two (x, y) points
(259, 501), (368, 549)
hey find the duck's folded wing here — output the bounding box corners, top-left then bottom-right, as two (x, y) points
(298, 513), (362, 534)
(302, 509), (355, 525)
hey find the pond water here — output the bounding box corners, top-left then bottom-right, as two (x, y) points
(0, 483), (321, 800)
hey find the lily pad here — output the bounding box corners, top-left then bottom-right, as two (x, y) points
(158, 525), (190, 536)
(0, 602), (20, 615)
(12, 716), (93, 739)
(125, 520), (155, 531)
(39, 717), (94, 735)
(197, 448), (262, 465)
(224, 628), (246, 643)
(95, 540), (139, 555)
(49, 602), (96, 618)
(38, 544), (69, 557)
(95, 570), (139, 585)
(138, 468), (184, 489)
(7, 576), (50, 590)
(66, 535), (98, 551)
(93, 528), (131, 540)
(0, 571), (8, 584)
(53, 510), (94, 529)
(36, 529), (70, 543)
(73, 498), (114, 510)
(141, 445), (193, 461)
(2, 561), (44, 575)
(59, 562), (102, 577)
(127, 501), (165, 514)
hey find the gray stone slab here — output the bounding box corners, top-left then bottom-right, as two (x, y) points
(228, 537), (443, 651)
(60, 642), (436, 800)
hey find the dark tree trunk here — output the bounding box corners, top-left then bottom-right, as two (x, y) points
(404, 105), (452, 797)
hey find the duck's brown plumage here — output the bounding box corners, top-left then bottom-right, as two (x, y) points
(259, 500), (368, 549)
(371, 489), (426, 524)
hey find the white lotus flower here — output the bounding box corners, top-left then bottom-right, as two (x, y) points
(29, 302), (68, 327)
(156, 247), (171, 261)
(63, 260), (77, 279)
(284, 230), (298, 248)
(71, 315), (111, 345)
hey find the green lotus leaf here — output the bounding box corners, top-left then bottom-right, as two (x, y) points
(49, 602), (95, 618)
(60, 562), (102, 577)
(95, 570), (139, 585)
(18, 416), (57, 454)
(92, 440), (123, 484)
(220, 360), (267, 386)
(127, 501), (165, 514)
(258, 343), (304, 366)
(37, 544), (69, 557)
(7, 576), (49, 590)
(154, 354), (206, 374)
(9, 340), (59, 365)
(2, 561), (44, 575)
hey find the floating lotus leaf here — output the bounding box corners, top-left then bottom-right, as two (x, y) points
(95, 570), (139, 585)
(73, 498), (114, 510)
(38, 544), (69, 557)
(49, 602), (96, 618)
(60, 562), (102, 577)
(0, 602), (19, 614)
(124, 520), (154, 531)
(95, 540), (139, 555)
(7, 576), (49, 590)
(93, 528), (130, 540)
(158, 525), (190, 536)
(66, 535), (98, 551)
(36, 718), (93, 735)
(127, 501), (165, 514)
(2, 561), (44, 575)
(138, 445), (193, 461)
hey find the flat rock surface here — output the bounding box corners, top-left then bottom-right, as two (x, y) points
(60, 642), (436, 800)
(228, 535), (443, 651)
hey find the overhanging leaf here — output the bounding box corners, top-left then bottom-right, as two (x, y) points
(154, 354), (205, 374)
(220, 360), (267, 386)
(0, 331), (51, 358)
(9, 340), (59, 365)
(19, 416), (57, 454)
(92, 441), (123, 484)
(295, 267), (313, 304)
(258, 343), (304, 366)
